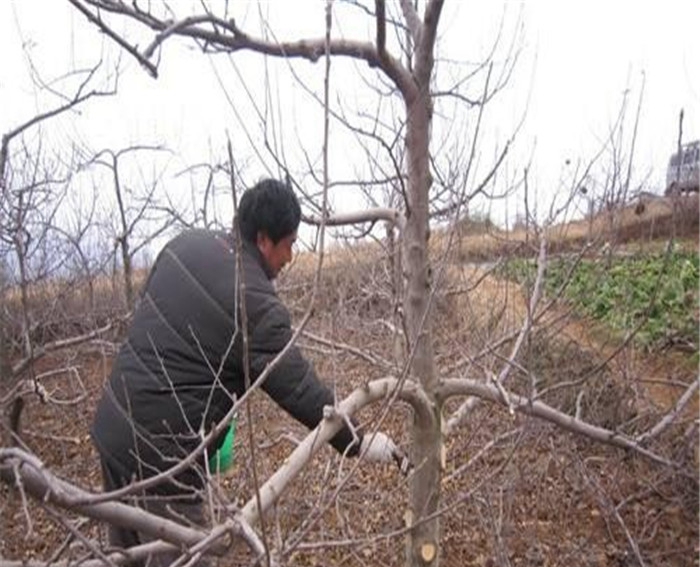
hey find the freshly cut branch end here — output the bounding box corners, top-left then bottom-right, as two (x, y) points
(420, 542), (437, 562)
(404, 508), (413, 527)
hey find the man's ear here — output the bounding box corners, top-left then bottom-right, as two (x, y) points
(256, 231), (271, 254)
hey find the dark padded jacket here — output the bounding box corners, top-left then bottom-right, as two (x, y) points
(92, 229), (359, 493)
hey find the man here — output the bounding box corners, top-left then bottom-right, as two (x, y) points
(91, 178), (402, 561)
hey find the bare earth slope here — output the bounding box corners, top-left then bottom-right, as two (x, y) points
(1, 195), (697, 566)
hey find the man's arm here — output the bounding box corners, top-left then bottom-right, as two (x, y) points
(249, 301), (360, 456)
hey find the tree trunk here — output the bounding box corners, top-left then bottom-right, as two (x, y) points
(120, 237), (134, 309)
(403, 89), (442, 567)
(112, 160), (134, 309)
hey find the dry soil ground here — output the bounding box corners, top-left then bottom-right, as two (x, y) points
(1, 196), (698, 566)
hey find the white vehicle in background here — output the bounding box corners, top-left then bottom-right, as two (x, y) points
(665, 139), (700, 195)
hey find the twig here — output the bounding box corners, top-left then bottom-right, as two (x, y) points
(228, 138), (271, 567)
(299, 329), (392, 369)
(442, 427), (523, 485)
(582, 464), (649, 567)
(438, 378), (676, 468)
(0, 541), (181, 567)
(636, 378), (699, 445)
(42, 506), (117, 567)
(67, 0), (158, 77)
(10, 316), (127, 378)
(445, 236), (548, 434)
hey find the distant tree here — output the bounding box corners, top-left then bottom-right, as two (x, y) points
(87, 145), (175, 309)
(0, 61), (125, 457)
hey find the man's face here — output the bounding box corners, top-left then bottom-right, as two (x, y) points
(256, 231), (297, 278)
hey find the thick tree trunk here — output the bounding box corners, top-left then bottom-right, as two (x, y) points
(403, 91), (442, 567)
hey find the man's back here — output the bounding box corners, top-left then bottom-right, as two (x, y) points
(91, 230), (248, 491)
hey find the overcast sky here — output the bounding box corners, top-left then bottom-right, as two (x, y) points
(1, 0), (698, 230)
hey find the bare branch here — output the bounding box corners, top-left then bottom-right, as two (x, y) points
(300, 329), (393, 369)
(10, 315), (127, 379)
(67, 0), (159, 77)
(71, 0), (418, 100)
(375, 0), (387, 56)
(636, 378), (699, 445)
(1, 77), (112, 185)
(2, 91), (107, 154)
(0, 448), (280, 566)
(241, 377), (431, 526)
(445, 236), (548, 434)
(399, 0), (422, 45)
(142, 15), (228, 58)
(414, 0), (445, 80)
(1, 541), (178, 567)
(438, 378), (675, 468)
(303, 206), (402, 229)
(0, 448), (225, 552)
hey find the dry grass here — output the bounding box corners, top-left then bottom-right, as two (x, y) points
(2, 197), (698, 566)
(546, 193), (699, 246)
(439, 194), (699, 262)
(444, 264), (529, 331)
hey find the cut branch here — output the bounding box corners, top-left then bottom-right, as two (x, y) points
(302, 206), (402, 229)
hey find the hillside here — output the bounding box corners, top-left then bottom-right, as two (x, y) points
(446, 193), (698, 262)
(1, 194), (698, 566)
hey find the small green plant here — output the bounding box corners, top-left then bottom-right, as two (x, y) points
(500, 250), (699, 351)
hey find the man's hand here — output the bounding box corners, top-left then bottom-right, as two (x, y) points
(360, 432), (412, 474)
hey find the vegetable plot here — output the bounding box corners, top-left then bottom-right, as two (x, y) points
(501, 249), (699, 352)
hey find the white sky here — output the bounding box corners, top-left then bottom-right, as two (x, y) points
(522, 1), (698, 192)
(1, 0), (698, 231)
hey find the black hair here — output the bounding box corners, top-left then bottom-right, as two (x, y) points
(237, 178), (301, 244)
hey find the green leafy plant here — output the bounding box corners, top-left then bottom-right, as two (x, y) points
(500, 249), (699, 351)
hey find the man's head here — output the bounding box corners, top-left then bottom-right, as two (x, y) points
(238, 178), (301, 277)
